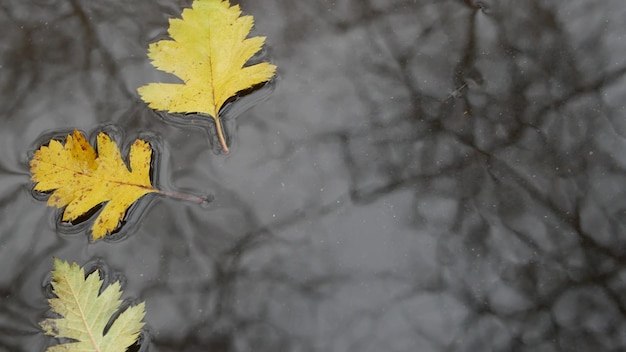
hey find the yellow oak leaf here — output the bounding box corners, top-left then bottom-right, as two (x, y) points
(40, 258), (145, 352)
(137, 0), (277, 153)
(30, 130), (157, 240)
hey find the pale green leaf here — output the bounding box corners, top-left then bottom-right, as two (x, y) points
(40, 258), (145, 352)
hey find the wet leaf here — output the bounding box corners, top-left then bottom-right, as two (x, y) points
(40, 258), (145, 352)
(137, 0), (277, 153)
(30, 130), (157, 240)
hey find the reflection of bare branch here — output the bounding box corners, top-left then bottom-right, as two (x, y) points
(239, 0), (626, 350)
(3, 0), (626, 350)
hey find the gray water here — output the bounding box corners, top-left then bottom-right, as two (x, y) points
(2, 0), (626, 351)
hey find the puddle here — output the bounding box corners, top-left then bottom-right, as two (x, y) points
(2, 0), (626, 351)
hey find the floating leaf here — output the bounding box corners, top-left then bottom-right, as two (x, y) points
(40, 258), (145, 352)
(137, 0), (277, 153)
(30, 129), (207, 240)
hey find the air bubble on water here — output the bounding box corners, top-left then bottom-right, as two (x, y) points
(474, 1), (492, 14)
(199, 194), (215, 209)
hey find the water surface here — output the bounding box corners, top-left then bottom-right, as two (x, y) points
(2, 0), (626, 351)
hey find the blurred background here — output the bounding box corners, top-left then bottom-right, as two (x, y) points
(2, 0), (626, 351)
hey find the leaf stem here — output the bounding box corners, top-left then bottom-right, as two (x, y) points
(213, 114), (230, 154)
(157, 190), (212, 206)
